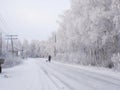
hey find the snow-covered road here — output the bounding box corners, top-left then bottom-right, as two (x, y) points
(0, 58), (120, 90)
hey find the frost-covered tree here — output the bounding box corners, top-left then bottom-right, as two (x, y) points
(21, 40), (29, 58)
(54, 0), (120, 67)
(21, 40), (49, 58)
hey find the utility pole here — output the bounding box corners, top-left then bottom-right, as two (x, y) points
(54, 34), (57, 57)
(0, 32), (2, 57)
(21, 46), (24, 58)
(6, 35), (18, 56)
(0, 32), (5, 74)
(6, 39), (9, 51)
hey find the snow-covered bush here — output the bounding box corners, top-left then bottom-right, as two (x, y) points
(111, 53), (120, 70)
(55, 53), (69, 62)
(2, 54), (22, 68)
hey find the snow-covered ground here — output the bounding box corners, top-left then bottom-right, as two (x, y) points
(0, 58), (120, 90)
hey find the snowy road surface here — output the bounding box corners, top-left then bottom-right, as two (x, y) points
(0, 58), (120, 90)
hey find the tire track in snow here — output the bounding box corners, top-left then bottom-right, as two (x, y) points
(47, 62), (120, 90)
(38, 61), (96, 90)
(39, 66), (60, 89)
(50, 63), (120, 86)
(51, 73), (76, 90)
(35, 60), (120, 90)
(39, 65), (74, 90)
(46, 63), (97, 90)
(37, 65), (57, 90)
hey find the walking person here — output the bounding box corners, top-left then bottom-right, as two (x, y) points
(48, 55), (51, 62)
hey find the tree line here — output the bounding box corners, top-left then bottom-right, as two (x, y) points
(1, 0), (120, 69)
(48, 0), (120, 69)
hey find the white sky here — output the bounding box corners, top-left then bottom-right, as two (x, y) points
(0, 0), (70, 41)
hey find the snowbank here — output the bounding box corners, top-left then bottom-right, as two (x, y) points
(0, 59), (40, 90)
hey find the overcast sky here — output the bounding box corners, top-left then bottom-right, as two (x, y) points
(0, 0), (70, 41)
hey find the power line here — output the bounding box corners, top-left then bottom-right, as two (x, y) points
(0, 13), (13, 36)
(6, 35), (18, 56)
